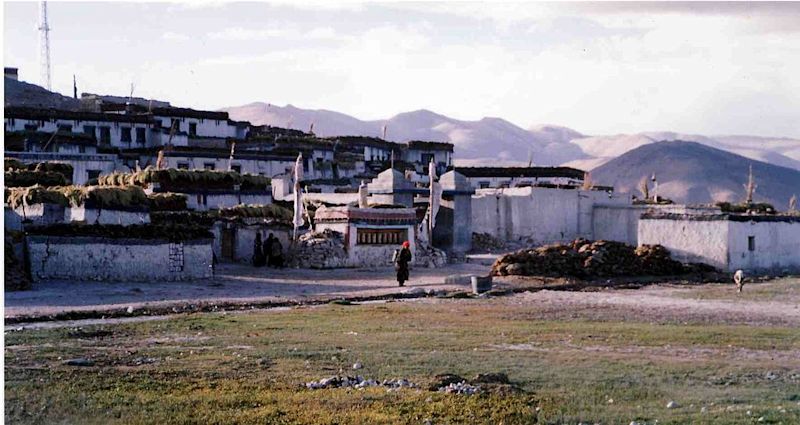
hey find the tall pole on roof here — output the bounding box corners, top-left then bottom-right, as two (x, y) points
(38, 1), (52, 90)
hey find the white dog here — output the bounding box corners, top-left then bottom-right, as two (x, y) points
(733, 270), (745, 293)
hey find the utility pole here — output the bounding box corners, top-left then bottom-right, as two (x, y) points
(38, 1), (52, 90)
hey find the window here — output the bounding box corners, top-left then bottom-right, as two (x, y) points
(177, 162), (190, 170)
(231, 164), (241, 174)
(189, 122), (197, 136)
(356, 228), (407, 245)
(57, 124), (73, 132)
(203, 163), (215, 170)
(24, 123), (38, 131)
(136, 127), (146, 144)
(121, 127), (132, 142)
(748, 236), (755, 252)
(86, 170), (101, 181)
(171, 119), (181, 132)
(421, 153), (434, 165)
(99, 127), (111, 144)
(83, 125), (96, 137)
(479, 181), (491, 189)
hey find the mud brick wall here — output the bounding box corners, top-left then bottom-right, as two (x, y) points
(27, 236), (213, 282)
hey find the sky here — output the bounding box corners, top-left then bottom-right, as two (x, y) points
(4, 1), (800, 138)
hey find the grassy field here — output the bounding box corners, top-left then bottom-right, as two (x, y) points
(5, 282), (800, 424)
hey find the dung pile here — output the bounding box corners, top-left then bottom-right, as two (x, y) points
(492, 239), (706, 278)
(287, 229), (348, 269)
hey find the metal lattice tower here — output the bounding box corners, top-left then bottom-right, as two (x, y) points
(38, 1), (52, 90)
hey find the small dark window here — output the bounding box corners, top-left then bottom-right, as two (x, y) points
(748, 236), (755, 251)
(24, 123), (38, 131)
(86, 170), (101, 180)
(171, 119), (181, 132)
(421, 153), (434, 165)
(99, 127), (111, 144)
(57, 124), (73, 132)
(189, 122), (197, 136)
(231, 164), (241, 174)
(204, 163), (215, 170)
(479, 181), (491, 189)
(83, 125), (96, 136)
(136, 127), (146, 144)
(177, 162), (190, 170)
(121, 127), (132, 142)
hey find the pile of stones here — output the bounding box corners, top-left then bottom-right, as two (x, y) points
(305, 375), (417, 390)
(471, 232), (507, 252)
(286, 229), (348, 269)
(439, 381), (481, 395)
(492, 239), (712, 278)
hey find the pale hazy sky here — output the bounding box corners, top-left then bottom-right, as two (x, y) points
(4, 1), (800, 137)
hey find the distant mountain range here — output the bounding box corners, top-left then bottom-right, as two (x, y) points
(592, 141), (800, 208)
(222, 102), (800, 172)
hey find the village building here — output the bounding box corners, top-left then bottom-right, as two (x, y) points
(639, 213), (800, 273)
(404, 141), (454, 176)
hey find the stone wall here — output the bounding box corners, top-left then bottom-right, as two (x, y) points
(27, 236), (213, 282)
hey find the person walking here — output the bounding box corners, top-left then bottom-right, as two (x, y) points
(393, 241), (413, 287)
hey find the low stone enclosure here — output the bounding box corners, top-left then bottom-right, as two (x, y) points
(492, 239), (716, 279)
(25, 224), (214, 282)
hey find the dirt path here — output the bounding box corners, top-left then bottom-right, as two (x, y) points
(4, 263), (488, 319)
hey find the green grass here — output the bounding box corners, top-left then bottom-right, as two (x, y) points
(6, 299), (800, 424)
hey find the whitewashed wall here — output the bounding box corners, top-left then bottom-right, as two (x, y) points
(638, 218), (730, 270)
(471, 187), (628, 244)
(211, 222), (291, 264)
(27, 236), (213, 282)
(164, 156), (297, 178)
(5, 117), (154, 148)
(727, 220), (800, 272)
(68, 206), (150, 225)
(6, 152), (122, 185)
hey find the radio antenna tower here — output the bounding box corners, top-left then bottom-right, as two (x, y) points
(38, 1), (52, 90)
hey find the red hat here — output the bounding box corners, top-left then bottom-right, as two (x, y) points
(402, 241), (410, 248)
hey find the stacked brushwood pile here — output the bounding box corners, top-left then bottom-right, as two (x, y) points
(492, 239), (708, 278)
(286, 229), (348, 269)
(471, 232), (506, 252)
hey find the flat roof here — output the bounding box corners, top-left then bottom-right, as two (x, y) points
(641, 212), (800, 223)
(5, 106), (157, 124)
(455, 166), (585, 179)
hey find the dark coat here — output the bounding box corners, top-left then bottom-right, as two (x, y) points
(395, 247), (412, 283)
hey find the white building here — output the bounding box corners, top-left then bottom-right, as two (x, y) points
(638, 213), (800, 273)
(457, 166), (587, 190)
(404, 141), (453, 175)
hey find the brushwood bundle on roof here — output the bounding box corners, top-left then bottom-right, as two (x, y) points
(25, 223), (213, 241)
(213, 204), (293, 222)
(5, 185), (150, 210)
(99, 168), (271, 191)
(147, 193), (188, 212)
(5, 170), (70, 187)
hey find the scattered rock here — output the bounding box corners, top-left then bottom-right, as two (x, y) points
(63, 358), (94, 367)
(256, 357), (272, 368)
(305, 375), (416, 390)
(352, 362), (363, 370)
(428, 374), (465, 391)
(439, 381), (480, 395)
(126, 306), (135, 314)
(667, 400), (678, 409)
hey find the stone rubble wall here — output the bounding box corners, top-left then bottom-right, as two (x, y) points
(27, 236), (213, 282)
